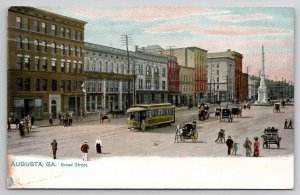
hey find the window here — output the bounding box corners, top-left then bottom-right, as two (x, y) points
(68, 45), (71, 55)
(217, 63), (219, 68)
(34, 20), (39, 32)
(110, 62), (114, 72)
(217, 77), (219, 83)
(73, 30), (77, 39)
(66, 28), (70, 38)
(162, 81), (166, 90)
(61, 61), (65, 72)
(51, 43), (56, 54)
(154, 79), (159, 90)
(61, 44), (65, 55)
(138, 79), (143, 89)
(146, 79), (151, 89)
(41, 41), (47, 52)
(24, 38), (29, 51)
(67, 80), (71, 91)
(66, 62), (71, 73)
(16, 56), (22, 69)
(24, 78), (30, 91)
(77, 31), (82, 40)
(60, 80), (65, 91)
(79, 48), (82, 57)
(35, 79), (40, 91)
(34, 40), (39, 52)
(74, 46), (77, 56)
(16, 37), (22, 49)
(42, 79), (47, 91)
(61, 27), (65, 37)
(78, 63), (82, 73)
(41, 22), (46, 33)
(51, 24), (56, 35)
(42, 59), (47, 71)
(17, 78), (22, 90)
(51, 60), (56, 72)
(23, 17), (29, 30)
(24, 57), (30, 70)
(73, 62), (77, 73)
(34, 58), (39, 71)
(146, 66), (151, 75)
(52, 80), (57, 91)
(217, 70), (219, 76)
(162, 68), (166, 77)
(16, 16), (22, 29)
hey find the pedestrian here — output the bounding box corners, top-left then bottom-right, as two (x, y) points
(141, 120), (146, 131)
(58, 113), (62, 125)
(233, 137), (238, 155)
(192, 119), (197, 129)
(31, 116), (35, 126)
(19, 120), (24, 136)
(243, 137), (252, 157)
(96, 137), (103, 153)
(51, 139), (58, 159)
(253, 137), (260, 157)
(49, 114), (53, 126)
(15, 118), (19, 129)
(7, 118), (12, 132)
(226, 136), (234, 155)
(288, 119), (293, 129)
(69, 113), (73, 126)
(284, 119), (288, 129)
(81, 140), (89, 161)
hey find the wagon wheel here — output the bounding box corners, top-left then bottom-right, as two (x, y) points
(192, 131), (198, 142)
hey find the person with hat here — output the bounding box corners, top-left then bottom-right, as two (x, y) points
(226, 136), (234, 155)
(51, 139), (58, 159)
(243, 137), (252, 157)
(81, 140), (89, 161)
(253, 137), (260, 157)
(95, 136), (103, 154)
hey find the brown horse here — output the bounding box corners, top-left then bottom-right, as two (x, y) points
(99, 113), (111, 123)
(215, 129), (225, 143)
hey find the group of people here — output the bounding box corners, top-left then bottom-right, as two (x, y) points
(225, 135), (260, 157)
(284, 119), (293, 129)
(16, 115), (35, 137)
(51, 137), (103, 161)
(57, 112), (73, 127)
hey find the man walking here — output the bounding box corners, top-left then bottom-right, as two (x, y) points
(284, 119), (288, 129)
(243, 138), (253, 157)
(288, 119), (293, 129)
(81, 140), (89, 161)
(51, 139), (58, 159)
(226, 136), (234, 155)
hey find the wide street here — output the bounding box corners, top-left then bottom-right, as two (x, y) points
(7, 104), (294, 159)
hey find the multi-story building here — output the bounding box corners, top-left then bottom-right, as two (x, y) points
(134, 46), (168, 104)
(171, 47), (207, 105)
(84, 43), (134, 113)
(241, 73), (249, 100)
(8, 6), (86, 119)
(248, 76), (259, 101)
(207, 49), (243, 102)
(179, 66), (194, 106)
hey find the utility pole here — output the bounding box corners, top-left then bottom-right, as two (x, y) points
(226, 75), (229, 108)
(166, 46), (175, 104)
(121, 34), (133, 108)
(281, 78), (284, 99)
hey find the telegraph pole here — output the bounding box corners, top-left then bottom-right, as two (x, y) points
(121, 34), (133, 108)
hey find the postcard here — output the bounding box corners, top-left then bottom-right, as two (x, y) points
(6, 5), (294, 189)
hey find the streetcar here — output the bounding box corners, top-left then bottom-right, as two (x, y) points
(127, 103), (175, 130)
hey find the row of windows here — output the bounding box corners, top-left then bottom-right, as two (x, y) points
(181, 75), (194, 82)
(180, 85), (194, 92)
(140, 79), (166, 90)
(16, 55), (82, 73)
(15, 37), (83, 57)
(16, 78), (83, 92)
(15, 16), (83, 41)
(146, 108), (175, 118)
(85, 80), (131, 93)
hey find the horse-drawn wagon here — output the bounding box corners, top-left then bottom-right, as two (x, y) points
(231, 107), (242, 117)
(220, 109), (233, 122)
(198, 103), (209, 121)
(261, 127), (281, 148)
(175, 123), (198, 143)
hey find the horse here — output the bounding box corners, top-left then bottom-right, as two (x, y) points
(99, 113), (111, 123)
(215, 129), (225, 143)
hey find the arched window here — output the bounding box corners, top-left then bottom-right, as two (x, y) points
(24, 37), (29, 50)
(104, 61), (108, 72)
(86, 59), (90, 71)
(96, 60), (100, 72)
(41, 41), (47, 52)
(116, 62), (119, 73)
(110, 62), (114, 73)
(61, 44), (65, 55)
(34, 40), (39, 52)
(120, 63), (124, 74)
(99, 60), (102, 72)
(51, 42), (56, 54)
(16, 36), (22, 49)
(91, 59), (96, 71)
(65, 45), (69, 56)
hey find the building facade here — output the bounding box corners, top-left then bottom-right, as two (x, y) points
(171, 47), (207, 105)
(8, 6), (86, 119)
(179, 66), (194, 106)
(241, 73), (249, 100)
(167, 58), (180, 106)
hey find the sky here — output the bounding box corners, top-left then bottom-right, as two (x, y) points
(42, 6), (294, 83)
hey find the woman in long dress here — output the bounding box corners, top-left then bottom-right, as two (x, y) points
(96, 137), (103, 153)
(253, 137), (260, 157)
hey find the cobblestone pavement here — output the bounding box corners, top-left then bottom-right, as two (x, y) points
(7, 105), (294, 159)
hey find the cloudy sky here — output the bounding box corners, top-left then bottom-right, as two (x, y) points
(42, 6), (294, 82)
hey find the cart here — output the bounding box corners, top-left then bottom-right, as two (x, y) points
(220, 109), (233, 122)
(261, 127), (281, 149)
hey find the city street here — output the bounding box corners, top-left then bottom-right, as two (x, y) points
(7, 104), (294, 159)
